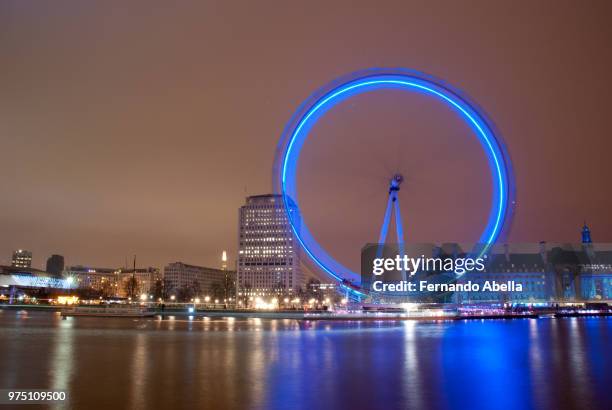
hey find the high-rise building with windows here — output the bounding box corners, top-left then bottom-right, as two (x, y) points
(11, 249), (32, 269)
(236, 194), (303, 300)
(46, 254), (65, 276)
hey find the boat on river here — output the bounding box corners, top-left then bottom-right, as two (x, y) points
(61, 305), (155, 318)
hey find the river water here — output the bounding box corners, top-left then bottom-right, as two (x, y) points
(0, 310), (610, 409)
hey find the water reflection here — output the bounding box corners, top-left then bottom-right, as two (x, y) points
(129, 332), (147, 409)
(0, 312), (609, 410)
(529, 318), (551, 409)
(51, 317), (74, 392)
(402, 321), (424, 409)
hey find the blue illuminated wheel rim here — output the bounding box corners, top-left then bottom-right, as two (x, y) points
(274, 68), (515, 295)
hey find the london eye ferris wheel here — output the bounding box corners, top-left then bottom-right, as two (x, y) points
(273, 68), (516, 298)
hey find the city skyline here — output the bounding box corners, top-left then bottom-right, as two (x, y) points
(1, 248), (233, 273)
(2, 2), (612, 271)
(2, 4), (611, 410)
(1, 222), (605, 275)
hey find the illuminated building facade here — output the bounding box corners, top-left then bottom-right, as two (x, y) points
(64, 266), (121, 296)
(64, 266), (160, 298)
(117, 267), (161, 298)
(308, 282), (338, 302)
(455, 248), (550, 303)
(455, 229), (612, 304)
(236, 194), (303, 299)
(163, 262), (233, 297)
(0, 265), (73, 294)
(11, 249), (32, 269)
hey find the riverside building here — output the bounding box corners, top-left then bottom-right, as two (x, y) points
(163, 262), (233, 298)
(455, 225), (612, 303)
(236, 194), (303, 301)
(64, 265), (160, 298)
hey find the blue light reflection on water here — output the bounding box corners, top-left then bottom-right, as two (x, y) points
(259, 318), (611, 410)
(0, 312), (609, 410)
(439, 320), (532, 410)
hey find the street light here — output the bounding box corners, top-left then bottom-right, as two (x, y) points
(170, 295), (176, 301)
(204, 296), (210, 302)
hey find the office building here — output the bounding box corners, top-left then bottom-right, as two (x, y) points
(117, 267), (161, 298)
(11, 250), (32, 269)
(64, 266), (121, 297)
(65, 265), (161, 299)
(164, 262), (234, 299)
(236, 194), (303, 300)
